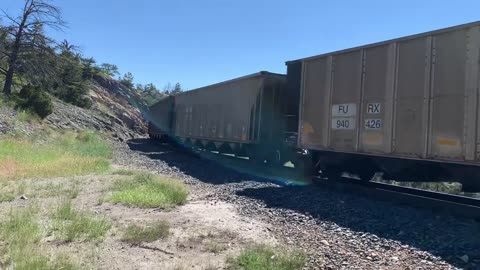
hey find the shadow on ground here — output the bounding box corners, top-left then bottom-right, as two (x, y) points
(127, 138), (296, 185)
(128, 138), (480, 268)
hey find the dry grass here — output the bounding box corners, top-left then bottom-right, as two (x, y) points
(29, 182), (80, 199)
(122, 220), (170, 245)
(0, 131), (111, 179)
(112, 169), (138, 176)
(205, 240), (227, 254)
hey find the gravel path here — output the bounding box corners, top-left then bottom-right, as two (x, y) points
(113, 138), (480, 270)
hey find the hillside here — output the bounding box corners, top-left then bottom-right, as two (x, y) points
(0, 75), (165, 141)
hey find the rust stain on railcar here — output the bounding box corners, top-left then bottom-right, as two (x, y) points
(437, 137), (460, 146)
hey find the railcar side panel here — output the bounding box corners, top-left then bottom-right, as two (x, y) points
(175, 76), (274, 143)
(429, 29), (467, 159)
(295, 22), (480, 165)
(300, 57), (331, 148)
(329, 50), (363, 151)
(360, 44), (395, 154)
(393, 37), (431, 158)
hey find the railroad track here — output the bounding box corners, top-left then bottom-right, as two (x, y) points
(195, 148), (480, 220)
(151, 140), (480, 220)
(314, 176), (480, 221)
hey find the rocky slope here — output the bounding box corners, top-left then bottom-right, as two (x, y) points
(1, 76), (164, 140)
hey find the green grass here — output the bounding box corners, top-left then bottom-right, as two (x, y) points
(0, 206), (78, 269)
(0, 192), (15, 202)
(0, 206), (42, 250)
(12, 253), (79, 270)
(227, 245), (306, 270)
(122, 220), (170, 245)
(52, 200), (111, 242)
(0, 130), (111, 179)
(107, 172), (188, 209)
(16, 110), (39, 123)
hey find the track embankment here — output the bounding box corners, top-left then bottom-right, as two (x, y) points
(115, 138), (480, 270)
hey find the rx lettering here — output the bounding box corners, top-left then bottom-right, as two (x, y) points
(367, 103), (381, 114)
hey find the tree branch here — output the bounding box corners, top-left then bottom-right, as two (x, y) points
(0, 9), (21, 26)
(0, 66), (7, 75)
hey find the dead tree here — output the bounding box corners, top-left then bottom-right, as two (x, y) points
(1, 0), (65, 96)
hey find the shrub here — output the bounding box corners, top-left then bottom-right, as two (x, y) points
(16, 85), (53, 119)
(55, 83), (92, 109)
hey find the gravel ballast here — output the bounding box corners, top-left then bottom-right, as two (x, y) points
(114, 138), (480, 270)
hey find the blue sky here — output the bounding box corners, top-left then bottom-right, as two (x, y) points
(2, 0), (480, 90)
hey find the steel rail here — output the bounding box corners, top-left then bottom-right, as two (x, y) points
(313, 176), (480, 220)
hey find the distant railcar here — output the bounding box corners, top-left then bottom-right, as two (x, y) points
(289, 21), (480, 190)
(150, 72), (297, 164)
(148, 96), (174, 141)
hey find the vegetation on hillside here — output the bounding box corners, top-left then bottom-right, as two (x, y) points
(0, 0), (182, 119)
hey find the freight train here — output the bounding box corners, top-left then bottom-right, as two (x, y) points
(148, 21), (480, 192)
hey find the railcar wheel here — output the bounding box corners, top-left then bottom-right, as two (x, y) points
(265, 150), (282, 167)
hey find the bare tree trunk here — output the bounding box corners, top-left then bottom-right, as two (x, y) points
(3, 65), (15, 96)
(2, 0), (30, 96)
(3, 39), (20, 96)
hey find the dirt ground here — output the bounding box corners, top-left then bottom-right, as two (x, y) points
(0, 167), (278, 270)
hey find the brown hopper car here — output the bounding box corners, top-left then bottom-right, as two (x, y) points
(150, 72), (297, 164)
(288, 21), (480, 190)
